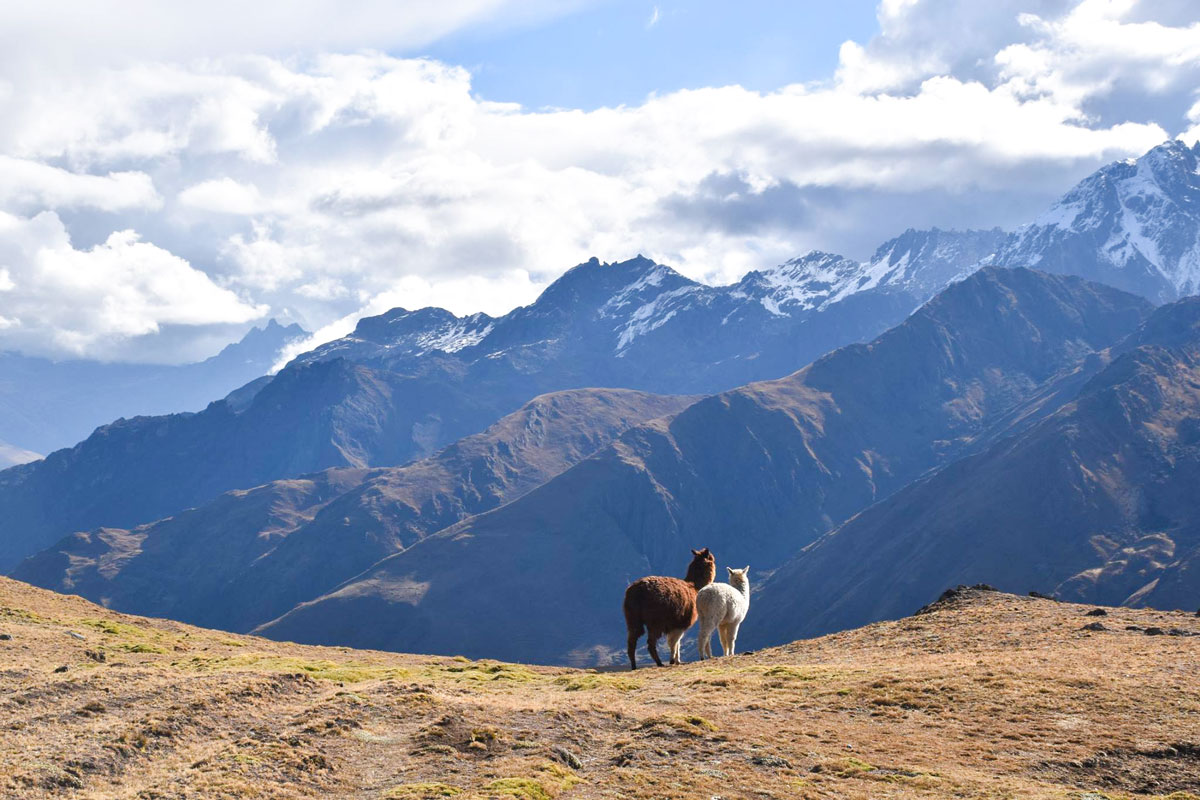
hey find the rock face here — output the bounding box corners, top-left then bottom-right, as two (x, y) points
(749, 295), (1200, 648)
(253, 269), (1152, 664)
(0, 241), (992, 572)
(992, 140), (1200, 303)
(12, 388), (694, 631)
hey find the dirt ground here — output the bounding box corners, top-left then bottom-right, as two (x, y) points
(1, 577), (1198, 799)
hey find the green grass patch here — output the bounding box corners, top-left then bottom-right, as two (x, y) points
(482, 761), (583, 799)
(382, 782), (462, 798)
(482, 778), (551, 800)
(637, 714), (719, 736)
(115, 642), (166, 654)
(428, 660), (540, 684)
(827, 757), (875, 777)
(76, 618), (153, 638)
(0, 607), (50, 624)
(554, 672), (641, 692)
(172, 654), (410, 683)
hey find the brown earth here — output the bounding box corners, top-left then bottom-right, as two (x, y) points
(1, 577), (1198, 799)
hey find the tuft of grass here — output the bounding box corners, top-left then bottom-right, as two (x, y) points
(828, 757), (875, 777)
(116, 642), (166, 654)
(481, 761), (583, 799)
(483, 778), (552, 800)
(77, 618), (150, 638)
(382, 783), (462, 799)
(636, 714), (719, 736)
(430, 660), (540, 684)
(554, 673), (641, 692)
(173, 654), (410, 683)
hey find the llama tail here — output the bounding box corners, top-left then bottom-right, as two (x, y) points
(623, 592), (644, 670)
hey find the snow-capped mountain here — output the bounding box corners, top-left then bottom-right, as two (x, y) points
(861, 227), (1008, 300)
(734, 229), (1007, 317)
(993, 140), (1200, 303)
(296, 307), (495, 365)
(297, 231), (1003, 381)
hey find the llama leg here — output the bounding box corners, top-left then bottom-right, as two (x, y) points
(626, 627), (642, 671)
(665, 629), (683, 665)
(646, 628), (665, 668)
(727, 622), (740, 656)
(697, 621), (713, 660)
(718, 623), (732, 657)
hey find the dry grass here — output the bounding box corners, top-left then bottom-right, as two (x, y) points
(1, 577), (1198, 799)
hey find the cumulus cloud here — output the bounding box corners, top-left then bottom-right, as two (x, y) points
(0, 211), (265, 359)
(0, 1), (1197, 362)
(0, 156), (160, 213)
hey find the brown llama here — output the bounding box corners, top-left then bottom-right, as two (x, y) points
(622, 548), (716, 670)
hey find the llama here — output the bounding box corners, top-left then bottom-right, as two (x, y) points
(696, 566), (750, 659)
(622, 548), (716, 670)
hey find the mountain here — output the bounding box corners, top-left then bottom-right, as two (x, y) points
(993, 139), (1200, 303)
(0, 319), (306, 455)
(12, 388), (695, 631)
(253, 268), (1153, 664)
(5, 576), (1197, 800)
(749, 294), (1200, 646)
(295, 243), (1007, 395)
(0, 244), (993, 572)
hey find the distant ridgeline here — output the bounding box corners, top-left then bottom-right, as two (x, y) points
(8, 140), (1200, 666)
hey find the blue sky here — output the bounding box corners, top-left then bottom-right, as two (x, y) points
(0, 1), (1197, 364)
(423, 1), (881, 109)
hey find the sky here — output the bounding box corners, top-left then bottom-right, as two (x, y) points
(0, 0), (1198, 364)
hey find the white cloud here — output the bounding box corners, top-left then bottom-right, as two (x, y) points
(0, 2), (584, 73)
(0, 211), (265, 359)
(0, 1), (1197, 362)
(0, 156), (159, 212)
(179, 178), (266, 215)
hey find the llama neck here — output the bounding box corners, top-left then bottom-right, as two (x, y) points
(730, 577), (750, 599)
(685, 564), (715, 591)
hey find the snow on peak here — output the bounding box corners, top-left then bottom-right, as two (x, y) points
(737, 251), (864, 315)
(999, 139), (1200, 299)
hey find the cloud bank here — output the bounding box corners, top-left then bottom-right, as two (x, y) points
(0, 0), (1197, 361)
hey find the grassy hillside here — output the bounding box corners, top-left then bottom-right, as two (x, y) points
(1, 578), (1198, 799)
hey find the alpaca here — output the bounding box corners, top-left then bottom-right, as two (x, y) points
(696, 566), (750, 659)
(623, 548), (716, 670)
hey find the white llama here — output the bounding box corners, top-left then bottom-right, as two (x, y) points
(696, 566), (750, 659)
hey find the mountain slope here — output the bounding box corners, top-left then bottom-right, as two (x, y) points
(0, 319), (306, 456)
(0, 358), (439, 571)
(13, 388), (695, 631)
(993, 139), (1200, 303)
(255, 268), (1153, 664)
(749, 295), (1200, 647)
(0, 245), (990, 572)
(4, 576), (1198, 799)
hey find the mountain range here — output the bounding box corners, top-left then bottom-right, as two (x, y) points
(748, 294), (1200, 647)
(250, 267), (1154, 663)
(6, 139), (1200, 666)
(13, 388), (694, 632)
(0, 229), (1003, 571)
(0, 319), (306, 459)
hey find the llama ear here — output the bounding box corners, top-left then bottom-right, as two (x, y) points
(726, 566), (734, 574)
(743, 566), (750, 575)
(691, 549), (700, 556)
